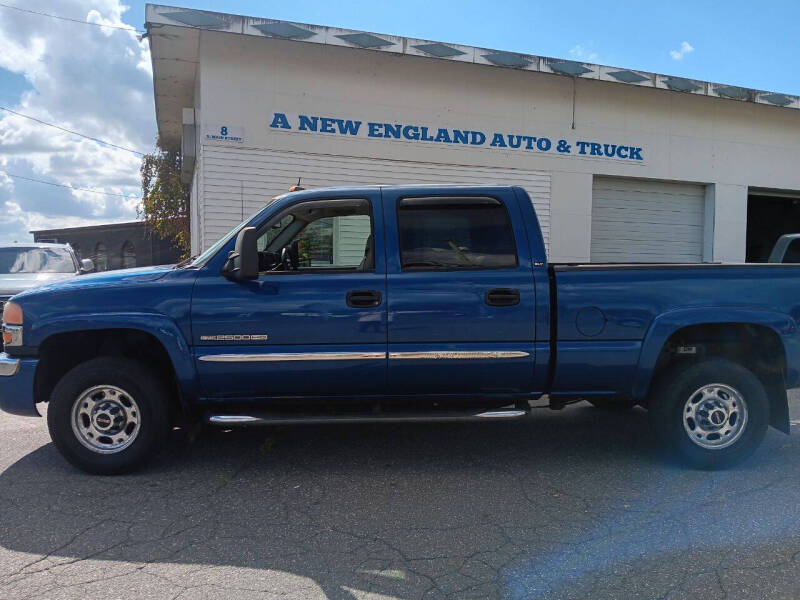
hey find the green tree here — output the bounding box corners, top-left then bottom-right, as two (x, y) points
(139, 141), (190, 258)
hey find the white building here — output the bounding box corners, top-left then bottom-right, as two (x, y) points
(146, 4), (800, 263)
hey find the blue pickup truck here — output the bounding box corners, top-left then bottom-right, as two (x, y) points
(1, 185), (798, 474)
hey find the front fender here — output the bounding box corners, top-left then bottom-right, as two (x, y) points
(632, 307), (798, 400)
(30, 313), (197, 401)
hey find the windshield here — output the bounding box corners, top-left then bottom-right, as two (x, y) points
(187, 196), (283, 268)
(0, 247), (76, 274)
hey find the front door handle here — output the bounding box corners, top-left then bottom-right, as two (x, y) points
(485, 288), (520, 307)
(347, 290), (382, 308)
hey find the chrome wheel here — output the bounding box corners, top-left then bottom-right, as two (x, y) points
(682, 383), (748, 450)
(71, 385), (141, 454)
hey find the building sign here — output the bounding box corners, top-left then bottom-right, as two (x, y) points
(205, 124), (244, 143)
(268, 112), (644, 162)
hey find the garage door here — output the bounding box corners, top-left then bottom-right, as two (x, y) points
(199, 146), (551, 253)
(591, 177), (706, 263)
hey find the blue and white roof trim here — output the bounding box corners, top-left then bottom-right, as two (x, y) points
(146, 4), (800, 110)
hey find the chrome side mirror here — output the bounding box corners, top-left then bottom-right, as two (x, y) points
(80, 258), (95, 273)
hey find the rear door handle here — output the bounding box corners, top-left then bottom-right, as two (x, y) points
(485, 288), (520, 307)
(347, 290), (382, 308)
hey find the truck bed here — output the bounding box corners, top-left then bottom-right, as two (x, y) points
(548, 262), (800, 399)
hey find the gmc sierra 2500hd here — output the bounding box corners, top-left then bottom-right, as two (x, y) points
(1, 185), (798, 474)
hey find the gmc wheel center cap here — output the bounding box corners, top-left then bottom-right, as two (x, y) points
(94, 413), (113, 429)
(709, 409), (727, 426)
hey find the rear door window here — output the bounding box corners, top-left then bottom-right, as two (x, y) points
(397, 197), (518, 271)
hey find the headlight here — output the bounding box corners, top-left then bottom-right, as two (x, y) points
(2, 302), (22, 347)
(2, 301), (22, 326)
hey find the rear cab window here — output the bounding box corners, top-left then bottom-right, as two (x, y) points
(783, 239), (800, 263)
(397, 196), (518, 271)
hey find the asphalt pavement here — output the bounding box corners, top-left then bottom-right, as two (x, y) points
(2, 395), (800, 599)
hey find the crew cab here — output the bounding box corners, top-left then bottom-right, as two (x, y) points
(1, 185), (798, 474)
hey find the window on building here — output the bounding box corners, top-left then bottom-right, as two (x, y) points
(257, 199), (373, 272)
(121, 241), (136, 268)
(397, 197), (518, 271)
(95, 243), (108, 271)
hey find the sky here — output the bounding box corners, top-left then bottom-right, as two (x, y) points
(1, 0), (800, 244)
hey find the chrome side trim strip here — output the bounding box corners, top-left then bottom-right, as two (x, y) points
(0, 353), (21, 377)
(198, 351), (386, 363)
(388, 351), (530, 360)
(199, 350), (530, 363)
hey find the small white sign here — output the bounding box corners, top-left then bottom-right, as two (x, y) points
(205, 124), (244, 143)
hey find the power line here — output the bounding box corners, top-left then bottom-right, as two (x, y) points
(0, 171), (141, 199)
(0, 2), (145, 33)
(0, 106), (146, 156)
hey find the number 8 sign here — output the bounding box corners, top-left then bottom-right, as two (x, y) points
(205, 125), (243, 143)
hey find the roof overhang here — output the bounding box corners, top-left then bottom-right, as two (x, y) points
(147, 9), (201, 147)
(146, 3), (800, 148)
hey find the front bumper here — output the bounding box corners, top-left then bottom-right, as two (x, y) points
(0, 352), (39, 417)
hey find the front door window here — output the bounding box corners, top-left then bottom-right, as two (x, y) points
(257, 199), (373, 273)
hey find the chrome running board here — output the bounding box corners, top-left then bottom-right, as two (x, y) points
(207, 408), (529, 426)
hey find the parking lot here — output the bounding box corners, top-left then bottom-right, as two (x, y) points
(2, 396), (800, 600)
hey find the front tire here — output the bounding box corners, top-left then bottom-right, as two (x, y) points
(649, 359), (769, 469)
(47, 358), (171, 475)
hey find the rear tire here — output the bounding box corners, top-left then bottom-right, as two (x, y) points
(648, 358), (768, 469)
(47, 358), (171, 475)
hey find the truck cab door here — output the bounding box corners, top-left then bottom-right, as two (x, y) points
(383, 187), (537, 395)
(190, 190), (387, 399)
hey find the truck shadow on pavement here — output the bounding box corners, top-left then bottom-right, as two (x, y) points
(0, 404), (795, 599)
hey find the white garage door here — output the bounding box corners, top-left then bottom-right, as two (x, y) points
(198, 145), (551, 253)
(591, 177), (706, 263)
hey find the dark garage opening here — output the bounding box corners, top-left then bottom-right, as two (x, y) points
(746, 193), (800, 262)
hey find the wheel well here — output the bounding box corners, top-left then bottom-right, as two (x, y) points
(35, 328), (183, 414)
(654, 323), (785, 378)
(649, 322), (788, 431)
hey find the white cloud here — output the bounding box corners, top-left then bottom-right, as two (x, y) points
(568, 44), (599, 63)
(0, 0), (155, 244)
(669, 41), (695, 60)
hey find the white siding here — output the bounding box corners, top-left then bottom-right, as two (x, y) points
(200, 145), (551, 252)
(591, 177), (706, 263)
(333, 215), (371, 266)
